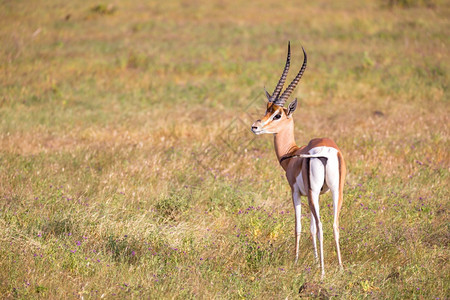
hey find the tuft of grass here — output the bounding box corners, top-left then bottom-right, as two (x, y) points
(384, 0), (439, 8)
(90, 4), (117, 15)
(154, 189), (191, 222)
(105, 234), (142, 264)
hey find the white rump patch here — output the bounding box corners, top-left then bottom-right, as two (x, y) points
(295, 146), (339, 196)
(300, 146), (338, 159)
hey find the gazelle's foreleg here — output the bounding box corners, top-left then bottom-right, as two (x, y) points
(292, 186), (301, 263)
(308, 158), (326, 276)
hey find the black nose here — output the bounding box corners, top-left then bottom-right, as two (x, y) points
(251, 126), (258, 131)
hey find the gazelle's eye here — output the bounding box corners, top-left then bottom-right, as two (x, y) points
(273, 114), (281, 120)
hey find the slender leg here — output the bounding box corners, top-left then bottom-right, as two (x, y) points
(310, 211), (318, 261)
(311, 191), (324, 277)
(326, 155), (343, 268)
(309, 158), (326, 277)
(331, 187), (343, 268)
(292, 187), (302, 263)
(337, 152), (346, 268)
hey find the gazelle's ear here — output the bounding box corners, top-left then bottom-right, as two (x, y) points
(286, 98), (298, 118)
(264, 87), (271, 101)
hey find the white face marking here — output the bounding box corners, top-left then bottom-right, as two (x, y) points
(251, 105), (284, 135)
(261, 109), (282, 127)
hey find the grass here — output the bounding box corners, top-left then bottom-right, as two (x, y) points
(0, 0), (449, 298)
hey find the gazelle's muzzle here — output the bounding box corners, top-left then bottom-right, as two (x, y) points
(251, 120), (263, 135)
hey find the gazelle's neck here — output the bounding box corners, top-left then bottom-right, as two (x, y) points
(274, 119), (298, 169)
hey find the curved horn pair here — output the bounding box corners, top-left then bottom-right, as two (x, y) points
(266, 42), (291, 102)
(267, 42), (307, 107)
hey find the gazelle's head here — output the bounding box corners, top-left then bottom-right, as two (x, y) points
(251, 42), (307, 135)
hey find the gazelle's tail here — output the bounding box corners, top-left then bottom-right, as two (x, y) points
(300, 146), (337, 159)
(300, 147), (325, 158)
(300, 153), (326, 158)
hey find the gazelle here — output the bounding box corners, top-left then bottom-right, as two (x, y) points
(251, 42), (346, 276)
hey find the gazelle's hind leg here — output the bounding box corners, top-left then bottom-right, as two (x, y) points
(310, 211), (318, 261)
(308, 158), (326, 276)
(326, 154), (343, 268)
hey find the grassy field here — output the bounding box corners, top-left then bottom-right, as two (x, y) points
(1, 0), (449, 298)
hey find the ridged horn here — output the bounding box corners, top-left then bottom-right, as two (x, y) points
(275, 46), (307, 106)
(268, 41), (291, 102)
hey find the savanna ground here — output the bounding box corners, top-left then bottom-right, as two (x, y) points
(0, 0), (449, 298)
